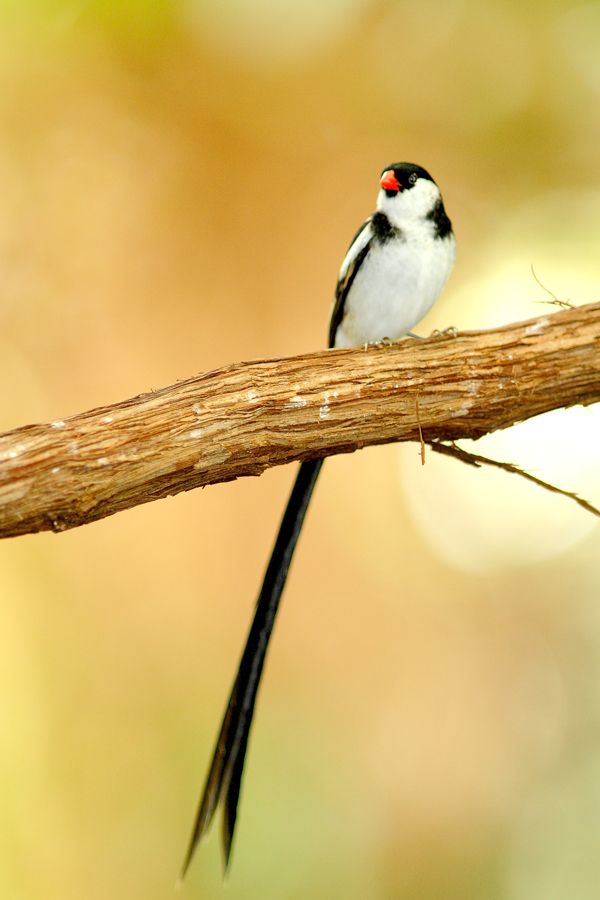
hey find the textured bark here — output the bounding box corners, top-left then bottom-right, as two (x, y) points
(1, 302), (599, 540)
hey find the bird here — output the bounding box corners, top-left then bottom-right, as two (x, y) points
(180, 162), (456, 878)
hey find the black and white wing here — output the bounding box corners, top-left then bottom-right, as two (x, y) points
(328, 218), (373, 349)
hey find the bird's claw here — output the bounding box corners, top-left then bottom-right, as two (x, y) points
(429, 326), (458, 339)
(362, 336), (394, 350)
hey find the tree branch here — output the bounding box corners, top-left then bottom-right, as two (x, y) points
(1, 302), (600, 540)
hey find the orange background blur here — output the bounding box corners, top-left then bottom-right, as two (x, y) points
(2, 2), (600, 898)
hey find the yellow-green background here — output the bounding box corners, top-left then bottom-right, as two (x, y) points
(2, 1), (600, 897)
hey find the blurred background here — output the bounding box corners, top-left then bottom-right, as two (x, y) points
(1, 1), (600, 897)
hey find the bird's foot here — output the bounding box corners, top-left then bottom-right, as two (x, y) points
(362, 336), (394, 350)
(429, 326), (459, 339)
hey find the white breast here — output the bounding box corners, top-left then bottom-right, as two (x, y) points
(333, 229), (456, 348)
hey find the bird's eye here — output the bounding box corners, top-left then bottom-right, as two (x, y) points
(408, 173), (417, 185)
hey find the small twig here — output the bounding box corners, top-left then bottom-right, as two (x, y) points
(428, 440), (600, 518)
(415, 395), (425, 465)
(531, 265), (574, 308)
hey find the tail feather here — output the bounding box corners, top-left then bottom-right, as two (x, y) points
(180, 458), (324, 877)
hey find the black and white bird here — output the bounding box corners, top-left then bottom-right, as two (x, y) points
(181, 162), (456, 877)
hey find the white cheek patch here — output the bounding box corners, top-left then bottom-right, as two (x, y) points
(377, 179), (441, 227)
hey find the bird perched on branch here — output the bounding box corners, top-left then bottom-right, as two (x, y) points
(181, 161), (456, 877)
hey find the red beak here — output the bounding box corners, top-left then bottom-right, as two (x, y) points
(379, 170), (401, 192)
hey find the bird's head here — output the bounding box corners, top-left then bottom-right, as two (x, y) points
(377, 162), (442, 224)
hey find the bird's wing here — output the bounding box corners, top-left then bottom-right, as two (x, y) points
(328, 218), (373, 348)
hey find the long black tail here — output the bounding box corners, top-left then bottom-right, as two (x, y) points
(180, 458), (324, 877)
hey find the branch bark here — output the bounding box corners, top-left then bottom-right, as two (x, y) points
(1, 302), (600, 540)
